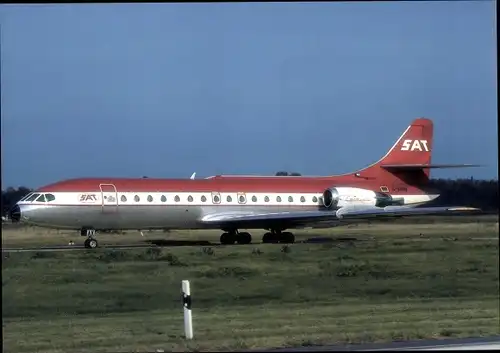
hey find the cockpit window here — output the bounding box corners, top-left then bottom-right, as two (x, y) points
(26, 193), (40, 202)
(36, 194), (46, 202)
(45, 194), (56, 202)
(20, 193), (33, 201)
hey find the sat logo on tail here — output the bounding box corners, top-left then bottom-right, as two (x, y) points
(401, 139), (429, 152)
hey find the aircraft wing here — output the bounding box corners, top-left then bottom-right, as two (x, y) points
(200, 206), (480, 229)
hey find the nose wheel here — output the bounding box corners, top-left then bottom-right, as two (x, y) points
(84, 238), (98, 249)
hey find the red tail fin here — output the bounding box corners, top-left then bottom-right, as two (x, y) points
(355, 118), (434, 190)
(374, 118), (433, 167)
(354, 118), (478, 192)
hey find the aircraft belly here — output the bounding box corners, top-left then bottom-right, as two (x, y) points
(27, 205), (201, 230)
(27, 205), (104, 229)
(29, 204), (321, 230)
(118, 205), (203, 229)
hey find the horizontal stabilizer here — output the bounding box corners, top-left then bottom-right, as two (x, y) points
(381, 164), (481, 171)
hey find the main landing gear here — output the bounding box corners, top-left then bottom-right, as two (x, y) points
(262, 230), (295, 244)
(220, 231), (252, 245)
(219, 230), (295, 245)
(81, 228), (99, 249)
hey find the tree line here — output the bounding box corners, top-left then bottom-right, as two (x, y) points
(2, 176), (498, 217)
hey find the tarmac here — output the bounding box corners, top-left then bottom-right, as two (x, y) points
(251, 335), (500, 351)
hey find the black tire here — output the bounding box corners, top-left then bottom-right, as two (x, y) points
(237, 232), (252, 245)
(84, 238), (98, 249)
(220, 232), (235, 245)
(281, 232), (295, 244)
(88, 238), (98, 249)
(262, 232), (276, 244)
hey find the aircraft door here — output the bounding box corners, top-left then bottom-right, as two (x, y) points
(99, 183), (118, 213)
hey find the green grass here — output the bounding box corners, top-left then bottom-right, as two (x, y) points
(2, 218), (499, 352)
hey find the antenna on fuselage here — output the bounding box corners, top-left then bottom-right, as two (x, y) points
(190, 172), (196, 180)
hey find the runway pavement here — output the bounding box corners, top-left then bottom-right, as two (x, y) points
(251, 335), (500, 351)
(1, 244), (157, 252)
(2, 235), (496, 253)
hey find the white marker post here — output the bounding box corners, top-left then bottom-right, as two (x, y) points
(182, 280), (193, 339)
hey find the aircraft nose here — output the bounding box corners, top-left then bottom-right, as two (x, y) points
(9, 204), (21, 223)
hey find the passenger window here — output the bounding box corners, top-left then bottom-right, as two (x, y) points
(276, 196), (282, 202)
(288, 196), (293, 202)
(188, 195), (193, 202)
(264, 196), (270, 202)
(201, 195), (207, 202)
(213, 195), (220, 203)
(175, 195), (180, 202)
(312, 196), (318, 203)
(45, 194), (56, 202)
(36, 194), (46, 202)
(121, 195), (127, 202)
(26, 194), (40, 202)
(239, 195), (246, 204)
(300, 196), (306, 203)
(147, 195), (153, 202)
(227, 196), (232, 202)
(161, 195), (167, 202)
(252, 195), (257, 202)
(134, 195), (140, 202)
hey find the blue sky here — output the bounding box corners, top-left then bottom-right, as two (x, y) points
(1, 1), (497, 189)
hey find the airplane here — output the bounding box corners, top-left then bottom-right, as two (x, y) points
(9, 117), (480, 249)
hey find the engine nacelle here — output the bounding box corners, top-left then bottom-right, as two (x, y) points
(322, 187), (340, 208)
(322, 187), (405, 209)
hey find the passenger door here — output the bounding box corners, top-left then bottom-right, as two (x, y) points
(99, 183), (118, 214)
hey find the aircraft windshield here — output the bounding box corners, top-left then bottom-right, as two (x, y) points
(25, 193), (40, 202)
(19, 193), (33, 201)
(36, 194), (46, 202)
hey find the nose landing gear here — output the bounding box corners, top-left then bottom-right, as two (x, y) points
(81, 228), (99, 249)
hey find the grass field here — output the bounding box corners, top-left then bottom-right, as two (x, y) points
(2, 216), (499, 352)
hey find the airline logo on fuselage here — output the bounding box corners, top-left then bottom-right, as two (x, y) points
(79, 194), (98, 203)
(400, 139), (429, 152)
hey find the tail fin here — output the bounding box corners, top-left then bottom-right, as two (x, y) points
(377, 117), (434, 168)
(355, 118), (479, 190)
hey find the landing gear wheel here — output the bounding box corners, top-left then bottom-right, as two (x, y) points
(262, 232), (278, 244)
(280, 232), (295, 244)
(84, 238), (98, 249)
(236, 232), (252, 245)
(220, 232), (236, 245)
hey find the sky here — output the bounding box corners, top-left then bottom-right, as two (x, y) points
(1, 1), (497, 189)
